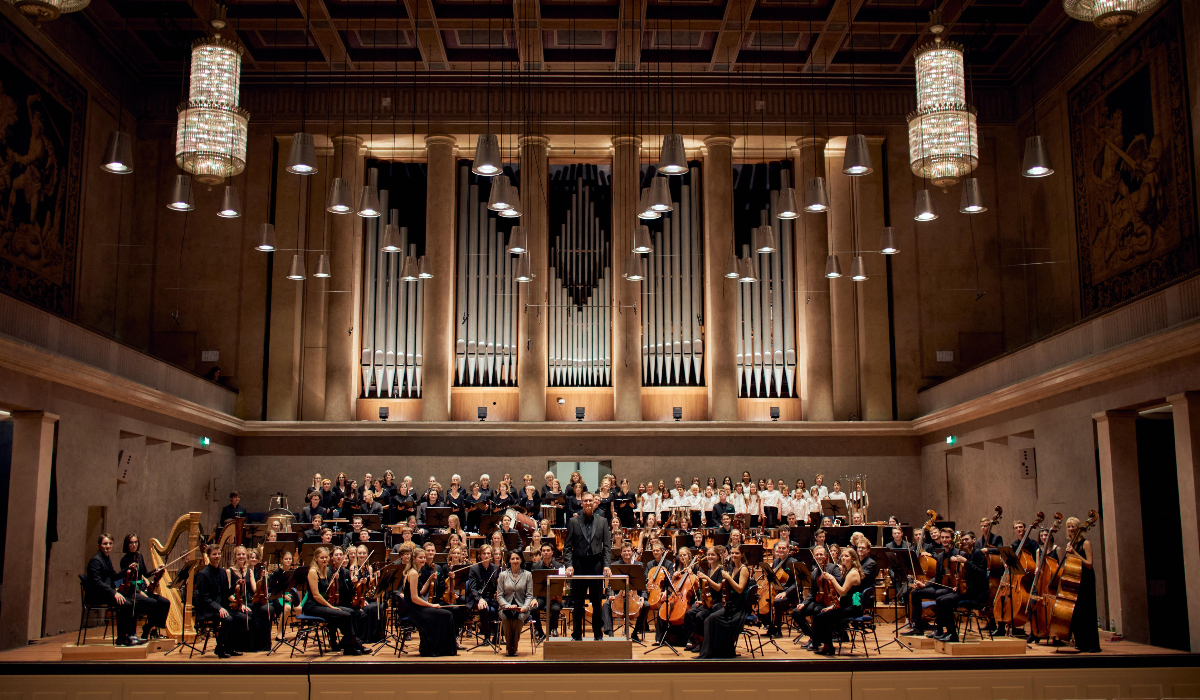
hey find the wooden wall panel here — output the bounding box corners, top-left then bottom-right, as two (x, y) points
(450, 387), (520, 421)
(641, 387), (708, 422)
(737, 398), (803, 421)
(544, 388), (615, 422)
(355, 399), (423, 421)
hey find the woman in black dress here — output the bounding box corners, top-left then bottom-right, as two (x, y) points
(405, 548), (458, 656)
(695, 545), (750, 658)
(1064, 517), (1101, 653)
(445, 475), (466, 522)
(118, 533), (170, 640)
(810, 547), (864, 655)
(465, 481), (486, 532)
(303, 547), (366, 655)
(566, 483), (585, 520)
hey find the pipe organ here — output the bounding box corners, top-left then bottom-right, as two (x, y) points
(641, 166), (705, 386)
(549, 165), (612, 387)
(360, 177), (426, 397)
(737, 185), (798, 398)
(455, 164), (519, 386)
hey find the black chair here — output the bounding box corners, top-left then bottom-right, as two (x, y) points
(954, 600), (993, 641)
(835, 592), (879, 658)
(189, 618), (222, 657)
(291, 612), (332, 656)
(739, 582), (765, 657)
(76, 575), (116, 646)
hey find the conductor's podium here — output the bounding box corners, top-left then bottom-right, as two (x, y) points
(541, 636), (634, 660)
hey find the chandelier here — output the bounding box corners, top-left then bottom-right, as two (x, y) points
(11, 0), (89, 22)
(175, 36), (249, 185)
(907, 20), (978, 189)
(1062, 0), (1159, 29)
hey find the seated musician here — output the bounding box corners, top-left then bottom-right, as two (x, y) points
(220, 491), (247, 528)
(405, 515), (428, 545)
(341, 516), (367, 547)
(529, 543), (562, 642)
(497, 514), (524, 547)
(600, 543), (650, 641)
(193, 544), (248, 657)
(118, 533), (171, 640)
(786, 513), (801, 530)
(417, 488), (442, 528)
(821, 516), (835, 527)
(929, 531), (987, 643)
(346, 543), (383, 643)
(689, 529), (706, 552)
(85, 534), (144, 646)
(903, 527), (957, 637)
(267, 549), (296, 642)
(318, 528), (335, 546)
(812, 528), (831, 558)
(300, 493), (327, 524)
(777, 524), (794, 550)
(715, 513), (733, 536)
(229, 545), (270, 652)
(467, 543), (501, 643)
(683, 547), (724, 652)
(851, 514), (865, 526)
(792, 545), (841, 649)
(853, 535), (878, 601)
(766, 540), (798, 638)
(728, 529), (744, 549)
(392, 526), (418, 553)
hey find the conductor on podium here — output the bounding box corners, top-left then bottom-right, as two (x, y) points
(563, 492), (612, 641)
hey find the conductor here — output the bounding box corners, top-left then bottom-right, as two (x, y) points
(563, 491), (612, 641)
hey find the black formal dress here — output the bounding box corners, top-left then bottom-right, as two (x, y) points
(193, 564), (248, 653)
(86, 551), (137, 643)
(406, 570), (458, 656)
(118, 551), (171, 637)
(696, 567), (749, 658)
(563, 511), (612, 640)
(1069, 538), (1101, 652)
(300, 567), (359, 651)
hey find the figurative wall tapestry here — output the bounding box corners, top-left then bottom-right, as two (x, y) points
(1070, 6), (1197, 317)
(0, 22), (85, 316)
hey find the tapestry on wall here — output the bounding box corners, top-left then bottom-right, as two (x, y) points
(1070, 5), (1197, 317)
(0, 23), (85, 317)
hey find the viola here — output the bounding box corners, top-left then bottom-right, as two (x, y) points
(1048, 510), (1098, 640)
(326, 567), (341, 606)
(251, 562), (268, 606)
(117, 563), (139, 597)
(812, 568), (840, 609)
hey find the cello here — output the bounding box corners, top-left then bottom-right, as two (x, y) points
(992, 511), (1043, 628)
(1027, 513), (1062, 638)
(1048, 510), (1099, 640)
(658, 555), (699, 625)
(645, 552), (670, 610)
(914, 510), (939, 582)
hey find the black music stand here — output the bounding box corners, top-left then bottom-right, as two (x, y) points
(163, 561), (200, 656)
(876, 550), (914, 652)
(708, 533), (730, 547)
(531, 569), (566, 641)
(267, 566), (307, 656)
(611, 564), (646, 645)
(479, 513), (504, 535)
(822, 499), (847, 523)
(423, 507), (452, 530)
(741, 543), (765, 569)
(500, 532), (521, 550)
(359, 514), (382, 531)
(369, 563), (408, 656)
(261, 541), (296, 568)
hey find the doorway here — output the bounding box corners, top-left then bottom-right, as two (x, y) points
(549, 461), (612, 494)
(1136, 414), (1190, 650)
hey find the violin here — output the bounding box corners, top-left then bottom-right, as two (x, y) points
(350, 553), (376, 609)
(117, 562), (139, 597)
(812, 566), (840, 609)
(326, 566), (341, 606)
(251, 562), (268, 606)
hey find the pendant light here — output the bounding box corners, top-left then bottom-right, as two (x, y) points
(633, 225), (653, 254)
(880, 226), (898, 255)
(914, 189), (938, 221)
(12, 0), (89, 22)
(487, 175), (514, 211)
(738, 257), (757, 283)
(255, 223), (277, 252)
(725, 254), (740, 279)
(314, 253), (331, 278)
(649, 176), (673, 212)
(217, 185), (241, 218)
(755, 225), (777, 254)
(176, 35), (249, 184)
(906, 14), (978, 188)
(638, 188), (661, 220)
(959, 178), (986, 213)
(515, 253), (532, 282)
(326, 177), (354, 213)
(842, 134), (873, 176)
(357, 168), (381, 217)
(418, 256), (433, 279)
(401, 251), (420, 282)
(804, 176), (830, 212)
(167, 174), (194, 211)
(658, 134), (689, 175)
(499, 185), (522, 218)
(380, 224), (403, 253)
(472, 134), (502, 176)
(287, 254), (306, 280)
(287, 132), (318, 175)
(507, 226), (528, 254)
(624, 253), (646, 281)
(101, 131), (134, 174)
(824, 254), (842, 279)
(777, 170), (799, 219)
(1022, 135), (1054, 177)
(850, 255), (868, 281)
(1063, 0), (1159, 30)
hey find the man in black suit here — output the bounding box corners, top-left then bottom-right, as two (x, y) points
(193, 544), (248, 658)
(467, 544), (500, 642)
(564, 491), (612, 641)
(85, 534), (143, 646)
(220, 492), (247, 528)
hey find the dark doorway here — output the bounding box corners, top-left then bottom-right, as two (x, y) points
(1136, 415), (1190, 650)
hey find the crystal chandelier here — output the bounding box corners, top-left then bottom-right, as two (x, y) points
(175, 36), (249, 186)
(11, 0), (89, 22)
(1063, 0), (1159, 29)
(907, 18), (978, 189)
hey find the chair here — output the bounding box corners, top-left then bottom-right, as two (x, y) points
(189, 618), (222, 657)
(76, 575), (116, 646)
(954, 600), (993, 641)
(291, 613), (332, 656)
(739, 582), (766, 658)
(834, 592), (879, 658)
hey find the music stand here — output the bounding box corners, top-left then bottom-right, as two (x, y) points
(299, 543), (325, 565)
(708, 533), (730, 547)
(359, 514), (382, 531)
(423, 507), (452, 530)
(163, 561), (200, 656)
(611, 564), (647, 645)
(261, 541), (296, 568)
(822, 499), (847, 522)
(876, 550), (914, 652)
(428, 533), (452, 551)
(740, 543), (765, 569)
(531, 569), (565, 641)
(267, 566), (307, 656)
(785, 558), (815, 646)
(369, 563), (408, 656)
(479, 513), (504, 535)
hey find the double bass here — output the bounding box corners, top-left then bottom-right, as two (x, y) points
(984, 506), (1005, 601)
(914, 510), (939, 582)
(1027, 513), (1062, 638)
(1048, 510), (1099, 640)
(992, 511), (1043, 627)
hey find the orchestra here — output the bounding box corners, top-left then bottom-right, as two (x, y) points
(80, 469), (1104, 659)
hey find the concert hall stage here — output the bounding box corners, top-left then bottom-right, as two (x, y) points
(1, 632), (1196, 699)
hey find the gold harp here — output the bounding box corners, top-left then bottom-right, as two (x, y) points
(148, 512), (202, 638)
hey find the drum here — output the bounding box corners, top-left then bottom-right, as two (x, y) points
(506, 508), (537, 538)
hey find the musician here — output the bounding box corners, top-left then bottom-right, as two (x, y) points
(766, 541), (798, 638)
(809, 547), (866, 655)
(492, 482), (517, 514)
(229, 545), (270, 652)
(745, 484), (762, 528)
(302, 514), (325, 543)
(317, 479), (341, 513)
(266, 549), (296, 642)
(117, 533), (171, 640)
(813, 474), (829, 501)
(84, 534), (144, 646)
(854, 536), (878, 604)
(696, 545), (751, 659)
(467, 543), (501, 643)
(517, 484), (541, 514)
(340, 483), (362, 519)
(307, 473), (323, 496)
(716, 513), (733, 536)
(405, 515), (428, 545)
(220, 492), (247, 529)
(404, 548), (459, 656)
(792, 546), (840, 647)
(530, 543), (563, 642)
(1063, 517), (1100, 653)
(319, 528), (335, 546)
(417, 488), (442, 528)
(301, 546), (366, 656)
(391, 483), (417, 526)
(301, 493), (327, 523)
(566, 483), (586, 520)
(193, 544), (248, 657)
(595, 479), (615, 522)
(729, 529), (744, 549)
(340, 516), (366, 547)
(681, 547), (722, 652)
(777, 524), (795, 550)
(540, 471), (557, 501)
(700, 486), (718, 527)
(444, 475), (467, 521)
(812, 528), (831, 558)
(613, 479), (638, 528)
(479, 474), (495, 503)
(903, 527), (957, 637)
(496, 514), (524, 550)
(563, 491), (612, 641)
(359, 491), (383, 519)
(1011, 520), (1040, 556)
(639, 483), (661, 528)
(600, 543), (648, 640)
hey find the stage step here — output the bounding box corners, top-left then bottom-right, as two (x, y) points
(935, 638), (1027, 656)
(61, 644), (149, 661)
(542, 636), (633, 660)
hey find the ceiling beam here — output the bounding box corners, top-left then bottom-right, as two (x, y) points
(402, 0), (449, 69)
(616, 0), (645, 71)
(514, 0), (544, 71)
(709, 0), (756, 71)
(894, 0), (972, 73)
(802, 0), (865, 73)
(295, 0), (352, 68)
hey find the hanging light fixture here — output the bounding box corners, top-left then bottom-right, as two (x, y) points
(314, 253), (331, 278)
(959, 178), (986, 213)
(11, 0), (89, 21)
(357, 168), (381, 217)
(167, 174), (195, 211)
(287, 254), (306, 280)
(638, 188), (661, 220)
(101, 132), (134, 174)
(515, 253), (533, 282)
(217, 185), (241, 218)
(255, 223), (277, 251)
(906, 12), (978, 189)
(914, 189), (938, 221)
(472, 134), (502, 176)
(880, 226), (898, 255)
(738, 257), (757, 283)
(507, 226), (528, 254)
(401, 253), (420, 282)
(633, 225), (653, 254)
(777, 170), (799, 219)
(842, 134), (874, 176)
(487, 175), (514, 211)
(649, 176), (673, 212)
(658, 134), (689, 175)
(725, 254), (740, 279)
(1062, 0), (1159, 29)
(381, 224), (403, 252)
(756, 225), (777, 254)
(804, 176), (830, 212)
(1022, 135), (1054, 177)
(850, 255), (868, 281)
(498, 183), (522, 217)
(326, 177), (353, 213)
(286, 132), (318, 175)
(824, 254), (842, 279)
(625, 253), (645, 281)
(418, 255), (433, 279)
(174, 35), (248, 184)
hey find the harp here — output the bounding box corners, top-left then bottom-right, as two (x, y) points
(148, 512), (203, 638)
(216, 517), (245, 565)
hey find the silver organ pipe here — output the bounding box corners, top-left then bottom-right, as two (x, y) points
(642, 166), (704, 387)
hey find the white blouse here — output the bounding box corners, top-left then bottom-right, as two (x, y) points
(730, 492), (747, 514)
(640, 492), (661, 516)
(701, 494), (718, 513)
(745, 494), (761, 516)
(816, 485), (830, 501)
(760, 489), (782, 509)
